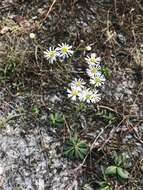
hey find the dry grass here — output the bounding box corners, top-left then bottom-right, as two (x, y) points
(0, 0), (143, 189)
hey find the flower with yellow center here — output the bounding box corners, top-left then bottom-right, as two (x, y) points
(79, 88), (101, 103)
(85, 53), (101, 66)
(56, 43), (73, 59)
(90, 72), (106, 87)
(86, 66), (100, 78)
(44, 47), (58, 63)
(71, 78), (85, 90)
(61, 46), (69, 53)
(78, 88), (92, 103)
(67, 87), (80, 101)
(90, 90), (101, 103)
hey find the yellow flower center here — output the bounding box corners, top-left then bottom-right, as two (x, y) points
(75, 80), (81, 86)
(48, 51), (56, 57)
(95, 77), (101, 83)
(91, 57), (96, 63)
(61, 47), (68, 53)
(86, 94), (92, 100)
(91, 67), (98, 74)
(71, 89), (78, 96)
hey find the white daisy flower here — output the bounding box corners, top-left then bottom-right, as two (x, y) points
(56, 43), (73, 59)
(86, 66), (101, 78)
(85, 53), (101, 66)
(44, 47), (58, 63)
(67, 87), (80, 101)
(70, 78), (85, 90)
(90, 90), (101, 103)
(78, 88), (90, 103)
(78, 88), (91, 103)
(79, 88), (101, 103)
(90, 73), (106, 87)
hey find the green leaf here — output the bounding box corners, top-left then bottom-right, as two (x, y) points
(63, 136), (88, 160)
(117, 167), (129, 179)
(64, 147), (73, 156)
(69, 149), (75, 158)
(101, 66), (110, 77)
(105, 166), (117, 175)
(117, 155), (123, 166)
(77, 150), (86, 160)
(78, 147), (87, 154)
(98, 181), (107, 187)
(32, 106), (39, 114)
(49, 113), (64, 126)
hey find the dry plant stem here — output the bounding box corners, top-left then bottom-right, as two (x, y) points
(136, 0), (143, 11)
(98, 118), (125, 151)
(6, 114), (25, 122)
(97, 104), (121, 115)
(0, 114), (25, 128)
(39, 0), (57, 29)
(44, 0), (57, 20)
(114, 0), (117, 16)
(63, 116), (71, 138)
(120, 157), (141, 189)
(65, 180), (78, 190)
(130, 81), (143, 111)
(73, 128), (104, 172)
(127, 120), (143, 144)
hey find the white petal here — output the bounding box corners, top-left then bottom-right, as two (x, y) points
(96, 57), (101, 62)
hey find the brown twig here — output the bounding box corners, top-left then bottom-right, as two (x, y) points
(73, 128), (104, 172)
(98, 118), (125, 151)
(39, 0), (57, 29)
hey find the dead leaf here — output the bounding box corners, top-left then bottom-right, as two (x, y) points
(0, 26), (11, 34)
(12, 16), (32, 32)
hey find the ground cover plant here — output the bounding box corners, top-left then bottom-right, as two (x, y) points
(0, 0), (143, 189)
